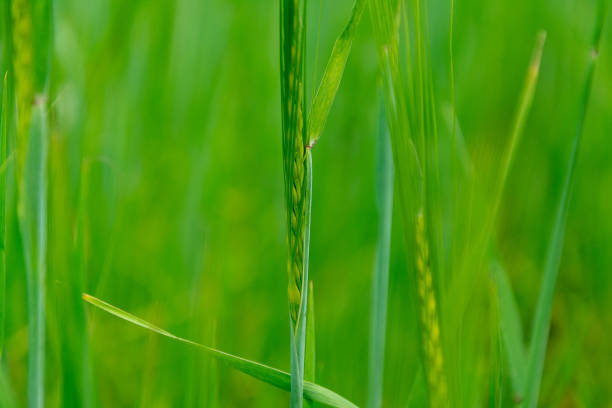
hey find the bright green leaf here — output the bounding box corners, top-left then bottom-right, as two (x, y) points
(491, 260), (526, 399)
(82, 294), (358, 408)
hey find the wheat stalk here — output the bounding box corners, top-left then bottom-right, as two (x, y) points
(415, 211), (448, 408)
(281, 0), (308, 327)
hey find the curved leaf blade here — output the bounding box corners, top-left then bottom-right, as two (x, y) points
(82, 294), (358, 408)
(491, 260), (526, 399)
(367, 96), (393, 408)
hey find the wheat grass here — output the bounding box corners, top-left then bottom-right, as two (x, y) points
(281, 0), (308, 327)
(415, 211), (448, 408)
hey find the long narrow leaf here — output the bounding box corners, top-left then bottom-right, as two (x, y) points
(307, 0), (366, 147)
(83, 294), (358, 408)
(454, 31), (546, 338)
(485, 30), (546, 248)
(491, 260), (526, 398)
(19, 100), (48, 408)
(367, 96), (393, 408)
(522, 5), (609, 407)
(0, 72), (8, 357)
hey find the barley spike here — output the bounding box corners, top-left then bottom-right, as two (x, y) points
(281, 0), (307, 326)
(415, 211), (448, 408)
(11, 0), (34, 175)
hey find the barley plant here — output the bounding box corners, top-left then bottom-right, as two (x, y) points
(0, 0), (611, 407)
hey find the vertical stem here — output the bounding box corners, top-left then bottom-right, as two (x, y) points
(367, 97), (393, 408)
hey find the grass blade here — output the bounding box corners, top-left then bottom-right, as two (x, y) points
(19, 100), (48, 408)
(367, 96), (393, 408)
(491, 260), (526, 399)
(307, 0), (366, 147)
(291, 151), (313, 408)
(83, 293), (358, 408)
(305, 280), (316, 383)
(522, 4), (609, 407)
(453, 31), (546, 333)
(486, 30), (546, 244)
(488, 276), (502, 408)
(0, 72), (8, 358)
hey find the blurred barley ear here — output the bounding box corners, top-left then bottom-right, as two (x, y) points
(281, 0), (308, 328)
(11, 0), (34, 171)
(415, 211), (448, 408)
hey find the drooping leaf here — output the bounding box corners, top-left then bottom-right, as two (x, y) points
(83, 294), (358, 408)
(0, 72), (8, 358)
(484, 30), (547, 249)
(451, 31), (546, 344)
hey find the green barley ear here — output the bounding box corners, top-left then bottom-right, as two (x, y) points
(11, 0), (34, 173)
(280, 0), (308, 328)
(415, 211), (448, 408)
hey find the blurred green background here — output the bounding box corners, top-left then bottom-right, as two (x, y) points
(1, 0), (611, 406)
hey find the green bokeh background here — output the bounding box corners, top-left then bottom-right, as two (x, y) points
(1, 0), (611, 406)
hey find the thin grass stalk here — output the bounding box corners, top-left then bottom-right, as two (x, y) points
(65, 158), (94, 406)
(449, 31), (546, 345)
(290, 150), (312, 408)
(448, 0), (460, 278)
(373, 2), (447, 404)
(11, 1), (48, 406)
(369, 5), (452, 405)
(19, 101), (48, 408)
(522, 3), (609, 407)
(492, 259), (526, 399)
(488, 282), (503, 408)
(367, 96), (393, 408)
(449, 0), (455, 147)
(0, 73), (8, 358)
(305, 280), (316, 408)
(487, 31), (546, 234)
